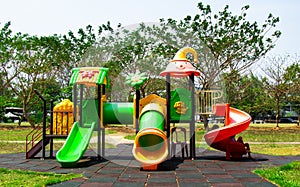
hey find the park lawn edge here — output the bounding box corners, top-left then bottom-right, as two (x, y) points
(253, 161), (300, 187)
(0, 167), (83, 186)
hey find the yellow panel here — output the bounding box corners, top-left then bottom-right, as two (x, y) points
(139, 94), (166, 117)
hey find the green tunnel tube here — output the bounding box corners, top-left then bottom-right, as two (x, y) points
(132, 103), (168, 169)
(103, 102), (133, 124)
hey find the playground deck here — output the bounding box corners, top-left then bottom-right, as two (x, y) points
(0, 144), (299, 187)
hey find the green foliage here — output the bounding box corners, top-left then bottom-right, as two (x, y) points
(223, 71), (274, 118)
(194, 3), (281, 61)
(0, 168), (82, 187)
(0, 92), (19, 121)
(0, 22), (104, 125)
(0, 2), (292, 125)
(261, 55), (296, 126)
(124, 134), (136, 140)
(155, 3), (281, 90)
(284, 62), (300, 115)
(254, 161), (300, 187)
(30, 110), (44, 124)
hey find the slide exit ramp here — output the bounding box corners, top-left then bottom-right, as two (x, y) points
(56, 121), (95, 167)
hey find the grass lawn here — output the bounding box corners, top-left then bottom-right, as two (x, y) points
(1, 122), (299, 155)
(0, 123), (121, 154)
(254, 161), (300, 187)
(0, 168), (82, 187)
(0, 124), (32, 141)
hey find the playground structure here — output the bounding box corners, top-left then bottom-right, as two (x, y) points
(26, 47), (252, 170)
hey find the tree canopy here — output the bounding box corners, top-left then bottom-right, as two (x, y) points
(1, 2), (299, 127)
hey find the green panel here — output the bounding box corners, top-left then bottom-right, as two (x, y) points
(170, 87), (192, 122)
(103, 102), (133, 124)
(81, 99), (99, 124)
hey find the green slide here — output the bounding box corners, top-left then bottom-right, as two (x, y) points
(56, 99), (99, 167)
(56, 121), (96, 167)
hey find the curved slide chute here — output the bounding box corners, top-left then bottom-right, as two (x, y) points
(56, 121), (96, 167)
(204, 107), (251, 158)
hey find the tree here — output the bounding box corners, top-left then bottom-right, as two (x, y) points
(1, 3), (281, 127)
(6, 34), (63, 126)
(56, 25), (98, 89)
(223, 71), (274, 120)
(284, 58), (300, 125)
(261, 55), (291, 128)
(80, 23), (171, 101)
(0, 36), (14, 121)
(78, 2), (281, 105)
(149, 2), (281, 91)
(0, 22), (20, 93)
(146, 3), (281, 129)
(0, 22), (102, 126)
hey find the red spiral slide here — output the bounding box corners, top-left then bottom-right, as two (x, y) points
(204, 104), (252, 159)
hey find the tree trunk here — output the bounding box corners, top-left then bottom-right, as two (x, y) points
(22, 104), (35, 128)
(140, 87), (146, 98)
(18, 117), (22, 126)
(275, 97), (280, 128)
(202, 114), (209, 131)
(201, 82), (210, 130)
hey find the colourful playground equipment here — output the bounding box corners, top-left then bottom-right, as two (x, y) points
(52, 99), (74, 135)
(27, 47), (252, 169)
(203, 104), (252, 160)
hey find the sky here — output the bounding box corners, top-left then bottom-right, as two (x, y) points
(0, 0), (299, 56)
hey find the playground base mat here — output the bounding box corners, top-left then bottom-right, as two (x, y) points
(0, 145), (299, 187)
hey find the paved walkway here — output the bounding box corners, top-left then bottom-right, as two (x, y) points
(0, 144), (299, 187)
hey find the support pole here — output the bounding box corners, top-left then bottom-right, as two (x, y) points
(101, 84), (105, 159)
(49, 100), (54, 158)
(102, 127), (105, 158)
(225, 103), (230, 126)
(135, 89), (140, 134)
(189, 74), (196, 159)
(34, 89), (47, 160)
(166, 73), (171, 159)
(73, 84), (77, 121)
(79, 84), (83, 127)
(97, 84), (102, 160)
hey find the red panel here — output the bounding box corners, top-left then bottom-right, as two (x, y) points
(213, 104), (227, 116)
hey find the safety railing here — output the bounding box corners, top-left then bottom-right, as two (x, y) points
(25, 125), (49, 158)
(195, 90), (223, 114)
(52, 110), (73, 135)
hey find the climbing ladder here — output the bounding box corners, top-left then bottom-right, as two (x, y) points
(25, 126), (49, 159)
(25, 90), (71, 159)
